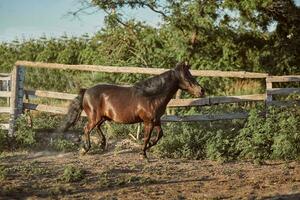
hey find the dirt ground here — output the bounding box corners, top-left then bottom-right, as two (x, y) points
(1, 140), (300, 200)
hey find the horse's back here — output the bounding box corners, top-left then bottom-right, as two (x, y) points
(84, 84), (134, 107)
(83, 84), (142, 123)
(86, 84), (130, 96)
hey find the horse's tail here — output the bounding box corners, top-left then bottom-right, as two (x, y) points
(58, 88), (86, 132)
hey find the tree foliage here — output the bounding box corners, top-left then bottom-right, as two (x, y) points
(86, 0), (300, 74)
(0, 0), (299, 92)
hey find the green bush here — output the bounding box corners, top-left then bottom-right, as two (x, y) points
(236, 109), (274, 161)
(206, 129), (237, 162)
(155, 123), (214, 159)
(235, 107), (300, 161)
(155, 106), (300, 161)
(271, 109), (300, 160)
(154, 122), (240, 161)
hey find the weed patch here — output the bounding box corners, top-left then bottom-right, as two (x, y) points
(98, 167), (157, 188)
(60, 165), (85, 183)
(0, 129), (9, 151)
(51, 138), (77, 152)
(15, 114), (37, 149)
(0, 165), (8, 180)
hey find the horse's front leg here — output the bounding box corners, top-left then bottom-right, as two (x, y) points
(147, 124), (163, 150)
(141, 122), (154, 159)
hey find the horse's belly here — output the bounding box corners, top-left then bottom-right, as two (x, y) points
(105, 106), (141, 124)
(110, 114), (141, 124)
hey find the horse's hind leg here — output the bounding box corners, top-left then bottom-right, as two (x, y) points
(80, 121), (97, 155)
(96, 119), (106, 150)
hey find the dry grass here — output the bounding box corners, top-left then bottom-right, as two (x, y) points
(226, 79), (263, 96)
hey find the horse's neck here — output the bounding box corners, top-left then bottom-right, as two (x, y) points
(134, 70), (179, 97)
(152, 76), (179, 107)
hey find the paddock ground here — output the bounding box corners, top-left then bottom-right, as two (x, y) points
(1, 140), (300, 200)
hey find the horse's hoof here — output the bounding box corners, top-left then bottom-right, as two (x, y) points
(100, 142), (106, 151)
(139, 153), (148, 160)
(79, 147), (87, 156)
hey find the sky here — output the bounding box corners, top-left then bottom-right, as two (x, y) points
(1, 0), (300, 42)
(0, 0), (161, 42)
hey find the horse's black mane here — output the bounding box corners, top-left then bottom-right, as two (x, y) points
(133, 70), (178, 96)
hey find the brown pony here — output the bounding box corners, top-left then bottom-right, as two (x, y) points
(60, 62), (204, 158)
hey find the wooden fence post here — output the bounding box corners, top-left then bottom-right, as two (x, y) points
(6, 75), (11, 106)
(8, 66), (25, 135)
(266, 77), (273, 105)
(265, 76), (273, 117)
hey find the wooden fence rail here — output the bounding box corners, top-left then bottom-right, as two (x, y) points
(0, 107), (10, 113)
(24, 89), (265, 107)
(22, 103), (250, 122)
(25, 90), (77, 100)
(0, 91), (11, 98)
(162, 112), (249, 122)
(267, 88), (300, 95)
(167, 94), (265, 107)
(0, 61), (299, 133)
(0, 124), (9, 130)
(16, 61), (269, 78)
(22, 95), (264, 112)
(266, 75), (300, 83)
(0, 77), (10, 81)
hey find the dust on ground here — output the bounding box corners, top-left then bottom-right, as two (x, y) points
(0, 139), (300, 200)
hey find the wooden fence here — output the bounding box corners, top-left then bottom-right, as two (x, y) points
(1, 61), (299, 134)
(0, 73), (11, 130)
(266, 75), (300, 105)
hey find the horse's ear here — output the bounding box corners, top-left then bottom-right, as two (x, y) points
(184, 61), (191, 69)
(175, 62), (184, 70)
(175, 61), (190, 71)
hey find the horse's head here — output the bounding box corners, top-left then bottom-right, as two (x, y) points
(175, 62), (205, 98)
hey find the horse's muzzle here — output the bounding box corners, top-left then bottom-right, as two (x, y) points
(200, 88), (205, 97)
(193, 88), (205, 98)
